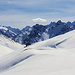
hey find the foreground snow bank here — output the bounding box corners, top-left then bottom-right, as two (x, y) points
(1, 49), (75, 75)
(0, 30), (75, 75)
(0, 48), (35, 72)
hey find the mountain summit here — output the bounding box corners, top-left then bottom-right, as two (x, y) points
(0, 20), (75, 44)
(14, 20), (75, 44)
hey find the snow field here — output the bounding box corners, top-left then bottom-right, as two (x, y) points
(0, 30), (75, 75)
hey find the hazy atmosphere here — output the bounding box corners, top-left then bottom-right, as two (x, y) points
(0, 0), (75, 29)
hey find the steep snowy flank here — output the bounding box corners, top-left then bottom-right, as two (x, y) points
(14, 24), (47, 44)
(21, 26), (31, 32)
(0, 45), (13, 57)
(28, 30), (75, 50)
(0, 25), (21, 38)
(0, 34), (24, 51)
(0, 30), (75, 75)
(0, 27), (8, 31)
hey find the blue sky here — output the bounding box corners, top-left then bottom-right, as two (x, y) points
(0, 0), (75, 29)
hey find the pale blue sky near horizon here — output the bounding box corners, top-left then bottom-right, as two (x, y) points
(0, 0), (75, 29)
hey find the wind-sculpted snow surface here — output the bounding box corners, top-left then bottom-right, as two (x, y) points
(0, 49), (34, 72)
(0, 30), (75, 75)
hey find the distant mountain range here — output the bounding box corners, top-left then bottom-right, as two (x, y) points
(0, 20), (75, 44)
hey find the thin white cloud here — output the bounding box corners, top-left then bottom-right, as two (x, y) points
(8, 1), (12, 4)
(32, 18), (47, 22)
(0, 0), (75, 29)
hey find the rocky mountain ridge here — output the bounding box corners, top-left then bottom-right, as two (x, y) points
(0, 20), (75, 44)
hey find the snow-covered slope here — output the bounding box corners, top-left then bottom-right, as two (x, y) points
(0, 34), (24, 51)
(28, 30), (75, 50)
(0, 45), (13, 57)
(0, 30), (75, 75)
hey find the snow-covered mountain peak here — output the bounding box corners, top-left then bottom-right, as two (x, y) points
(13, 21), (75, 44)
(0, 25), (22, 38)
(21, 26), (31, 32)
(56, 20), (63, 25)
(0, 26), (8, 31)
(0, 20), (75, 45)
